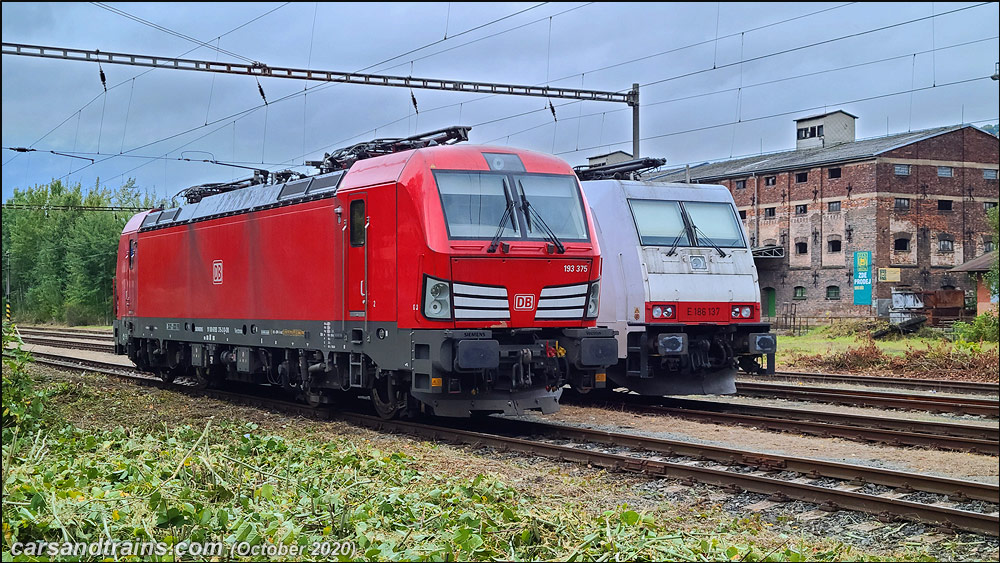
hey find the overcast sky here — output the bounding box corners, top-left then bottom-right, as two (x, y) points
(2, 2), (998, 202)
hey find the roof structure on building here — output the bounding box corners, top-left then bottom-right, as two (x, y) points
(645, 124), (970, 183)
(949, 251), (998, 273)
(588, 150), (633, 160)
(795, 110), (859, 121)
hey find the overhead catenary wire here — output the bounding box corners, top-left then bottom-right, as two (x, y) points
(288, 2), (988, 165)
(2, 3), (567, 188)
(477, 35), (998, 141)
(90, 2), (259, 64)
(4, 2), (994, 195)
(552, 75), (994, 158)
(5, 2), (292, 164)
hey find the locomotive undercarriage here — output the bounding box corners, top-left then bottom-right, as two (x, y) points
(117, 320), (616, 418)
(606, 324), (775, 396)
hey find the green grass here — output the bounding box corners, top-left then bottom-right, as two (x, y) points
(775, 325), (999, 379)
(776, 330), (946, 363)
(3, 323), (941, 561)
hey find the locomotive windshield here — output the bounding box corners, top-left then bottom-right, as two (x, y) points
(435, 171), (589, 241)
(629, 199), (745, 248)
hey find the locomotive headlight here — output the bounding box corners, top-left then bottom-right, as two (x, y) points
(652, 306), (663, 319)
(663, 306), (675, 319)
(585, 280), (601, 318)
(741, 306), (752, 319)
(423, 277), (452, 320)
(732, 306), (741, 318)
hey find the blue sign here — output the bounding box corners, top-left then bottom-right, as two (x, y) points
(853, 251), (872, 306)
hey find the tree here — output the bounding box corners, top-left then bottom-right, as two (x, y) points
(1, 178), (160, 324)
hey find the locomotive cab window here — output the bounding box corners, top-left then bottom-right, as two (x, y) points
(629, 200), (689, 247)
(128, 240), (136, 269)
(684, 201), (746, 248)
(628, 199), (745, 249)
(350, 200), (366, 246)
(434, 171), (588, 241)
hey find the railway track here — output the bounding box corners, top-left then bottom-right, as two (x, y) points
(21, 335), (115, 354)
(747, 371), (998, 397)
(736, 382), (999, 418)
(14, 347), (1000, 536)
(567, 395), (999, 456)
(20, 326), (999, 401)
(18, 328), (999, 454)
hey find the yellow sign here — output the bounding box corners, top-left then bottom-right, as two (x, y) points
(878, 268), (901, 282)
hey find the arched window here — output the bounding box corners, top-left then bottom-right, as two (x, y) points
(795, 242), (808, 254)
(793, 286), (807, 300)
(826, 285), (841, 300)
(893, 237), (910, 252)
(937, 234), (954, 252)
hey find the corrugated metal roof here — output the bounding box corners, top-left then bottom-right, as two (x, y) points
(646, 125), (966, 183)
(949, 251), (997, 273)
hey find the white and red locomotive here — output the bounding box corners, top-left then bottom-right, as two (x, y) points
(113, 128), (618, 418)
(576, 159), (777, 396)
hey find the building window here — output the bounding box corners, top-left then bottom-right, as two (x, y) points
(795, 172), (808, 183)
(894, 237), (910, 252)
(828, 201), (841, 212)
(894, 198), (910, 211)
(764, 207), (776, 218)
(739, 210), (747, 220)
(986, 202), (998, 211)
(797, 127), (819, 140)
(826, 285), (841, 300)
(894, 164), (911, 176)
(828, 239), (842, 253)
(938, 200), (953, 211)
(984, 238), (995, 253)
(793, 286), (807, 299)
(938, 237), (954, 252)
(937, 166), (953, 178)
(795, 242), (808, 254)
(795, 204), (808, 215)
(734, 179), (746, 190)
(765, 176), (776, 186)
(985, 169), (998, 180)
(827, 167), (841, 179)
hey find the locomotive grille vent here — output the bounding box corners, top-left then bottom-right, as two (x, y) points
(453, 282), (510, 320)
(535, 283), (588, 320)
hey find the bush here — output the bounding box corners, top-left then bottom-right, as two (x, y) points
(952, 312), (999, 343)
(62, 301), (102, 326)
(1, 323), (46, 441)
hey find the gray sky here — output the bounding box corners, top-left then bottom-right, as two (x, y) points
(2, 2), (998, 202)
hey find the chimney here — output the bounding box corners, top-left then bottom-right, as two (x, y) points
(794, 110), (857, 150)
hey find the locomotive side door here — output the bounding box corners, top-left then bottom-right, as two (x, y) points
(125, 236), (137, 317)
(345, 193), (368, 322)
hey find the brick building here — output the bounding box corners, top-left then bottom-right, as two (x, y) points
(649, 112), (999, 319)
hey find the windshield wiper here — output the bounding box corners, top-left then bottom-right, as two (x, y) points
(487, 179), (517, 253)
(692, 225), (728, 257)
(664, 228), (690, 256)
(517, 180), (565, 254)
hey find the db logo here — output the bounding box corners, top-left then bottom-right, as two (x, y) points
(212, 260), (223, 285)
(513, 294), (535, 311)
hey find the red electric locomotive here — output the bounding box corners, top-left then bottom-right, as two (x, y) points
(113, 127), (617, 418)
